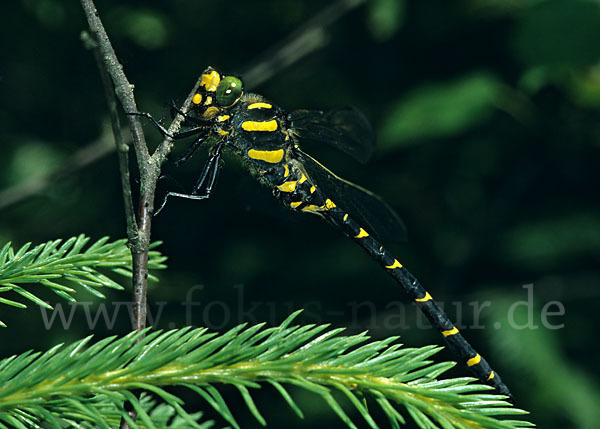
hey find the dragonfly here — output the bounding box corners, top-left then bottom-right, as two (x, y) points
(131, 66), (512, 398)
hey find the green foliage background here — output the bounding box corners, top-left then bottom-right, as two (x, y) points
(1, 0), (599, 427)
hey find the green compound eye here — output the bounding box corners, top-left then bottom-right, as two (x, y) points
(216, 76), (243, 106)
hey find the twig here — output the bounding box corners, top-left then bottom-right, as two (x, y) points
(80, 0), (149, 336)
(0, 136), (114, 211)
(152, 76), (203, 166)
(242, 0), (366, 88)
(79, 2), (149, 167)
(82, 31), (137, 245)
(79, 2), (200, 426)
(79, 0), (201, 328)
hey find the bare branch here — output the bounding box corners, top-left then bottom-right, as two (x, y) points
(0, 136), (114, 212)
(79, 0), (149, 167)
(152, 76), (204, 166)
(79, 0), (205, 341)
(242, 0), (366, 88)
(82, 30), (138, 242)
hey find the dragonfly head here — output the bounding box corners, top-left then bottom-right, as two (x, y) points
(191, 66), (244, 120)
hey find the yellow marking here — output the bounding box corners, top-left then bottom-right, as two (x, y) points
(310, 185), (316, 194)
(385, 259), (403, 269)
(321, 198), (336, 210)
(302, 204), (320, 212)
(355, 228), (369, 238)
(217, 115), (230, 122)
(217, 128), (229, 136)
(442, 327), (459, 337)
(247, 149), (284, 163)
(290, 201), (302, 208)
(202, 107), (220, 119)
(488, 371), (495, 380)
(343, 214), (349, 221)
(467, 354), (481, 367)
(415, 292), (432, 302)
(283, 164), (290, 178)
(242, 120), (278, 132)
(205, 96), (213, 105)
(248, 102), (272, 110)
(277, 181), (297, 192)
(298, 174), (307, 184)
(200, 70), (220, 92)
(192, 93), (203, 104)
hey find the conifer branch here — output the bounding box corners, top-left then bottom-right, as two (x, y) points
(0, 235), (167, 326)
(0, 313), (532, 428)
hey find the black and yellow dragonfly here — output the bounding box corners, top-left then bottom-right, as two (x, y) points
(132, 66), (512, 398)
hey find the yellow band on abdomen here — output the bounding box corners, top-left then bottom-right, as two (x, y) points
(442, 327), (459, 336)
(355, 228), (369, 238)
(467, 354), (481, 367)
(385, 259), (402, 269)
(415, 292), (432, 302)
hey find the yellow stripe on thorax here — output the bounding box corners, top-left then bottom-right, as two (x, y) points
(242, 120), (278, 132)
(415, 292), (432, 302)
(300, 199), (336, 213)
(301, 204), (320, 212)
(277, 181), (297, 192)
(467, 354), (481, 367)
(247, 149), (284, 163)
(202, 106), (220, 119)
(487, 371), (495, 380)
(247, 102), (272, 110)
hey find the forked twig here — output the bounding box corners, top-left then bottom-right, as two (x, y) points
(79, 0), (200, 333)
(79, 2), (201, 426)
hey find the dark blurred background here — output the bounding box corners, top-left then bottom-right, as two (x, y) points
(1, 0), (599, 427)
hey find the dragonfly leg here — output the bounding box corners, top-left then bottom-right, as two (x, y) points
(195, 144), (222, 196)
(174, 134), (207, 166)
(127, 111), (208, 139)
(154, 143), (223, 215)
(169, 101), (207, 126)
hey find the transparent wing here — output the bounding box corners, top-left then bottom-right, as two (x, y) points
(287, 108), (374, 163)
(296, 150), (407, 242)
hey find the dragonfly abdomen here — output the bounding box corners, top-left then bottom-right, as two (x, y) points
(324, 209), (512, 398)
